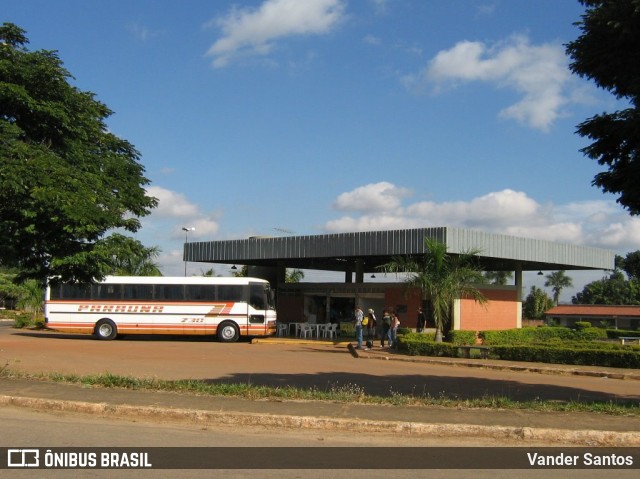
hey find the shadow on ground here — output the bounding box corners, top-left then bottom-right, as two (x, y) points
(201, 370), (639, 405)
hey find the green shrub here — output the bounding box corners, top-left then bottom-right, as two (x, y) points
(339, 322), (354, 337)
(481, 326), (603, 344)
(12, 313), (33, 328)
(574, 327), (608, 341)
(574, 321), (592, 330)
(398, 336), (457, 357)
(446, 330), (477, 345)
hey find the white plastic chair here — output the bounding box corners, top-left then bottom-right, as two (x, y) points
(299, 323), (313, 339)
(324, 323), (338, 339)
(277, 323), (288, 337)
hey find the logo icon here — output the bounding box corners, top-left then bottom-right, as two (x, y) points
(7, 449), (39, 468)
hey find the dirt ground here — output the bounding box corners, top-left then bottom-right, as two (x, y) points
(1, 322), (638, 405)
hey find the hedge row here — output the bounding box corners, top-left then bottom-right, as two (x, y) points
(396, 333), (640, 368)
(480, 327), (607, 344)
(490, 345), (640, 369)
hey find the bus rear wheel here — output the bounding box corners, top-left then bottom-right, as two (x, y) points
(217, 322), (239, 343)
(94, 319), (118, 340)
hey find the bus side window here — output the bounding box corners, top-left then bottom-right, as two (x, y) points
(156, 285), (184, 301)
(53, 284), (90, 300)
(93, 284), (122, 300)
(124, 284), (153, 300)
(218, 285), (243, 302)
(185, 285), (216, 302)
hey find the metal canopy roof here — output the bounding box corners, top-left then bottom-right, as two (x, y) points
(184, 227), (614, 273)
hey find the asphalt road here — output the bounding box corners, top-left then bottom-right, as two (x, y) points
(1, 406), (638, 479)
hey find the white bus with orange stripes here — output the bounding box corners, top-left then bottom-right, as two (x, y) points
(44, 276), (277, 342)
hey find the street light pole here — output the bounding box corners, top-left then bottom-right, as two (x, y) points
(182, 227), (195, 276)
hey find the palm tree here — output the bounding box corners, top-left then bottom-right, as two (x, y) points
(285, 269), (305, 283)
(16, 279), (44, 320)
(113, 245), (162, 276)
(380, 238), (487, 342)
(544, 270), (573, 305)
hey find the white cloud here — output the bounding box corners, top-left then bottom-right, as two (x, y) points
(137, 186), (223, 276)
(144, 186), (221, 240)
(325, 183), (639, 254)
(146, 186), (200, 218)
(206, 0), (345, 68)
(406, 35), (572, 131)
(333, 182), (413, 212)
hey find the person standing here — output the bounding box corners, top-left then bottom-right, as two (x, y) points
(416, 307), (426, 333)
(381, 309), (392, 348)
(354, 306), (364, 349)
(365, 309), (376, 349)
(388, 312), (400, 349)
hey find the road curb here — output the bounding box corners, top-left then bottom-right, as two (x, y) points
(1, 394), (638, 447)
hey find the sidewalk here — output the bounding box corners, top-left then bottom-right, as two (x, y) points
(2, 338), (640, 447)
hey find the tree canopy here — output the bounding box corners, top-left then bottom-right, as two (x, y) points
(617, 250), (640, 280)
(572, 270), (640, 305)
(0, 23), (157, 284)
(523, 286), (554, 320)
(566, 0), (640, 214)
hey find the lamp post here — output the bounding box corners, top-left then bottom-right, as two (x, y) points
(182, 227), (195, 276)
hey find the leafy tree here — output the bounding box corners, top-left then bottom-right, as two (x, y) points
(544, 270), (573, 305)
(482, 270), (513, 285)
(0, 269), (22, 309)
(106, 235), (162, 276)
(523, 286), (554, 319)
(380, 238), (486, 342)
(232, 265), (248, 277)
(566, 0), (640, 214)
(572, 270), (640, 304)
(617, 250), (640, 280)
(0, 23), (157, 284)
(200, 268), (221, 277)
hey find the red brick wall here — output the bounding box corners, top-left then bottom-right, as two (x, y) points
(459, 288), (519, 331)
(384, 287), (422, 327)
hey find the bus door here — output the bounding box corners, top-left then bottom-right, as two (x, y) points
(248, 283), (269, 335)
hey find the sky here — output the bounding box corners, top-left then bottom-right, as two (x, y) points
(4, 0), (639, 301)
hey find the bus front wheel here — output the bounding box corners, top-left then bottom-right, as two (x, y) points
(217, 322), (239, 343)
(94, 319), (118, 340)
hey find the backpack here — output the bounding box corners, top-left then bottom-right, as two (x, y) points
(361, 316), (369, 326)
